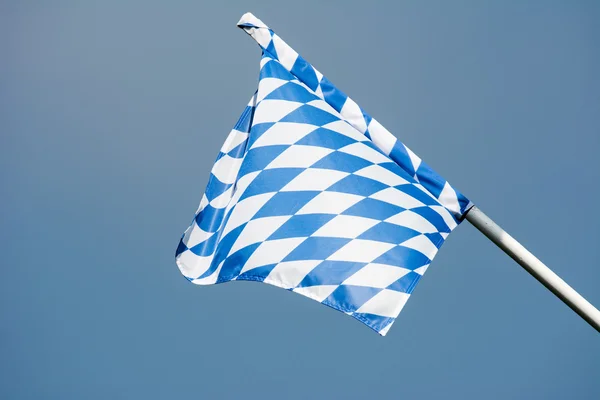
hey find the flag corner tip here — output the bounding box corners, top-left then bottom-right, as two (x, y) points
(236, 12), (267, 30)
(236, 12), (255, 26)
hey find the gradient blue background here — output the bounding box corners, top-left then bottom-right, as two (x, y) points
(2, 1), (599, 398)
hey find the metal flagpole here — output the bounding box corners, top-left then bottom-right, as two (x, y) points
(465, 206), (600, 332)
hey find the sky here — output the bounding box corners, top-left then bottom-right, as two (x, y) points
(2, 1), (599, 399)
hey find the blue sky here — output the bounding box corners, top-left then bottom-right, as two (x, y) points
(2, 1), (599, 399)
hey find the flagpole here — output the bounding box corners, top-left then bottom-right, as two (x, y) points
(464, 206), (600, 332)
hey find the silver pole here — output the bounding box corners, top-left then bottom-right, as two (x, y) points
(465, 206), (600, 333)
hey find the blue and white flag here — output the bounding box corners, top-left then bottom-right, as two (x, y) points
(176, 13), (472, 336)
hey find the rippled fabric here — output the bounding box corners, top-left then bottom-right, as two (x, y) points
(175, 13), (472, 335)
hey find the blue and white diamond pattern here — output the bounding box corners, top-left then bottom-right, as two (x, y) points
(176, 13), (472, 336)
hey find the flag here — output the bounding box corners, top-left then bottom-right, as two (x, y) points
(175, 13), (472, 336)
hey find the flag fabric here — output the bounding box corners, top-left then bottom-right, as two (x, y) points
(175, 13), (472, 336)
